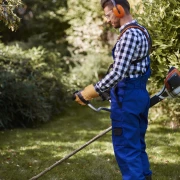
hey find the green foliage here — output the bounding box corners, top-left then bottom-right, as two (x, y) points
(0, 0), (179, 128)
(0, 0), (70, 55)
(65, 0), (106, 54)
(62, 0), (113, 92)
(63, 52), (112, 91)
(0, 43), (66, 129)
(133, 0), (180, 123)
(0, 0), (73, 129)
(158, 99), (180, 126)
(133, 0), (180, 85)
(0, 0), (22, 31)
(0, 72), (50, 128)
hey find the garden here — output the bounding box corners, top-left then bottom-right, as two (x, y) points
(0, 0), (180, 179)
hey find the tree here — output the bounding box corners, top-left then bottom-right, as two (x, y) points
(0, 0), (69, 56)
(0, 0), (22, 31)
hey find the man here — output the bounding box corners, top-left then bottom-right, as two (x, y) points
(75, 0), (152, 179)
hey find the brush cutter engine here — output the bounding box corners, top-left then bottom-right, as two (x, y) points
(165, 67), (180, 98)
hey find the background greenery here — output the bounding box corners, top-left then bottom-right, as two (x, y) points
(0, 0), (180, 179)
(0, 0), (179, 128)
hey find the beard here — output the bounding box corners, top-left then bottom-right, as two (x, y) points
(112, 22), (120, 28)
(110, 18), (121, 28)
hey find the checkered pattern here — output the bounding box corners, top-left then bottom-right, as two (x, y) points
(95, 20), (150, 94)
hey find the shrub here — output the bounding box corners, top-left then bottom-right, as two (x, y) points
(63, 52), (112, 92)
(65, 0), (106, 54)
(133, 0), (180, 85)
(133, 0), (180, 124)
(0, 43), (66, 129)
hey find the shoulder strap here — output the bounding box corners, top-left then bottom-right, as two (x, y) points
(117, 23), (152, 54)
(107, 23), (152, 75)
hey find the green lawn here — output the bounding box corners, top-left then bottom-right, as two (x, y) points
(0, 101), (180, 180)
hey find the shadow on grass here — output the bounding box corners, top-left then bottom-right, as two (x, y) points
(146, 123), (180, 155)
(0, 102), (180, 180)
(150, 162), (180, 180)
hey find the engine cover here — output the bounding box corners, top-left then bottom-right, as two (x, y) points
(165, 67), (180, 97)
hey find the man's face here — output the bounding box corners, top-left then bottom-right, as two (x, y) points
(104, 5), (120, 28)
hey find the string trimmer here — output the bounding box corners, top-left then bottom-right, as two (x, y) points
(30, 66), (180, 180)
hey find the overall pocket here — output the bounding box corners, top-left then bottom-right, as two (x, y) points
(111, 119), (125, 147)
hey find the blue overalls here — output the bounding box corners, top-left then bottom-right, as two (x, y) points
(110, 46), (152, 179)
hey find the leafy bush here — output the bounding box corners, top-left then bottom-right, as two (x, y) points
(0, 43), (66, 129)
(65, 0), (106, 54)
(0, 0), (70, 58)
(133, 0), (180, 85)
(133, 0), (180, 124)
(0, 0), (76, 129)
(63, 52), (112, 92)
(0, 72), (49, 128)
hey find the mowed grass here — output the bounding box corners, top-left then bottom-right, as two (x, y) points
(0, 101), (180, 180)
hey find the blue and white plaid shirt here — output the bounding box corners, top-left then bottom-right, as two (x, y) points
(95, 20), (150, 94)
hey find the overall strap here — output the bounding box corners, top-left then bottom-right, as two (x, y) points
(117, 23), (152, 55)
(112, 24), (152, 108)
(108, 23), (152, 74)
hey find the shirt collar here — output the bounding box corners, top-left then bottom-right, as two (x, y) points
(119, 20), (137, 32)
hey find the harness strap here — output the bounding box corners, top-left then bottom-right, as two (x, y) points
(112, 23), (152, 108)
(107, 23), (152, 74)
(117, 23), (152, 55)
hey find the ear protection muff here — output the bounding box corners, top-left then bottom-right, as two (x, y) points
(111, 0), (125, 18)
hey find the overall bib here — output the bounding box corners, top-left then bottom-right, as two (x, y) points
(110, 45), (152, 180)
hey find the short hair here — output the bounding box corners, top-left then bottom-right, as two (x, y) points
(101, 0), (130, 13)
(101, 0), (113, 9)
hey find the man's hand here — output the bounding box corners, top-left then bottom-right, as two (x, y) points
(74, 84), (99, 105)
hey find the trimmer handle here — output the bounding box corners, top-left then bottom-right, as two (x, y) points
(73, 90), (111, 102)
(72, 91), (111, 112)
(72, 91), (89, 105)
(72, 91), (78, 101)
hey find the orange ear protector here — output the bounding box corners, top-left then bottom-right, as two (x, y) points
(111, 0), (125, 18)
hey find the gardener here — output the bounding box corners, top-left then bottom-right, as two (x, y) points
(74, 0), (152, 179)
